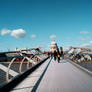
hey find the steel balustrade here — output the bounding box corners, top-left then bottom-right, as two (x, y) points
(0, 49), (47, 83)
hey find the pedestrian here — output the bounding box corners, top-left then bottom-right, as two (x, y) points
(50, 51), (53, 59)
(53, 50), (57, 61)
(60, 47), (64, 59)
(57, 52), (61, 63)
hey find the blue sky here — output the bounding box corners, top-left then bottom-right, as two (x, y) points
(0, 0), (92, 51)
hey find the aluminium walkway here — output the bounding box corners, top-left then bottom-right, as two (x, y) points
(11, 59), (92, 92)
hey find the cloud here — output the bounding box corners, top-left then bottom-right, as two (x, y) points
(90, 41), (92, 44)
(50, 35), (56, 40)
(1, 29), (11, 35)
(80, 44), (92, 48)
(30, 34), (36, 38)
(78, 37), (86, 41)
(80, 31), (89, 34)
(11, 29), (26, 38)
(78, 36), (90, 42)
(80, 41), (92, 48)
(1, 28), (26, 38)
(80, 44), (89, 47)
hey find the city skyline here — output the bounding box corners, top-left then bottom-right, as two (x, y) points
(0, 0), (92, 51)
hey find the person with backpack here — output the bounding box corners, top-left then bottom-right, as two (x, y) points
(57, 52), (61, 63)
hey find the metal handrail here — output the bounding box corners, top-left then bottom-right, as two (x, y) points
(19, 57), (36, 73)
(0, 57), (49, 92)
(6, 52), (44, 81)
(6, 58), (16, 82)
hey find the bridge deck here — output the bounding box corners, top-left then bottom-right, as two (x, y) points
(36, 59), (92, 92)
(11, 59), (92, 92)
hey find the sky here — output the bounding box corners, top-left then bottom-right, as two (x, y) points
(0, 0), (92, 51)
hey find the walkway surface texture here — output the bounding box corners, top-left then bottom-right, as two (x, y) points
(11, 59), (92, 92)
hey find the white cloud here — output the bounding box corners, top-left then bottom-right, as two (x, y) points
(80, 31), (89, 34)
(11, 29), (26, 38)
(78, 36), (90, 42)
(80, 44), (89, 47)
(80, 40), (92, 48)
(1, 29), (11, 35)
(90, 41), (92, 44)
(30, 34), (36, 38)
(50, 35), (56, 40)
(78, 37), (86, 41)
(80, 41), (92, 48)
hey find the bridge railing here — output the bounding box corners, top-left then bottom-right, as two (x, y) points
(0, 48), (48, 85)
(67, 52), (92, 71)
(0, 55), (49, 92)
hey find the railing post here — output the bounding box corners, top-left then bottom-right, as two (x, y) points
(19, 57), (25, 73)
(6, 58), (16, 82)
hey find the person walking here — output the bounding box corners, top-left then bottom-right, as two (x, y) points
(60, 47), (64, 59)
(57, 52), (61, 63)
(53, 50), (57, 61)
(56, 47), (60, 63)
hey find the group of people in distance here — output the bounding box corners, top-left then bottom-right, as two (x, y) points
(51, 47), (64, 63)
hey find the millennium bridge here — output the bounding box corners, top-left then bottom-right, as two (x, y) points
(0, 46), (92, 92)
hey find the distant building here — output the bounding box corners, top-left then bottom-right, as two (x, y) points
(14, 48), (18, 51)
(50, 41), (58, 52)
(68, 46), (92, 53)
